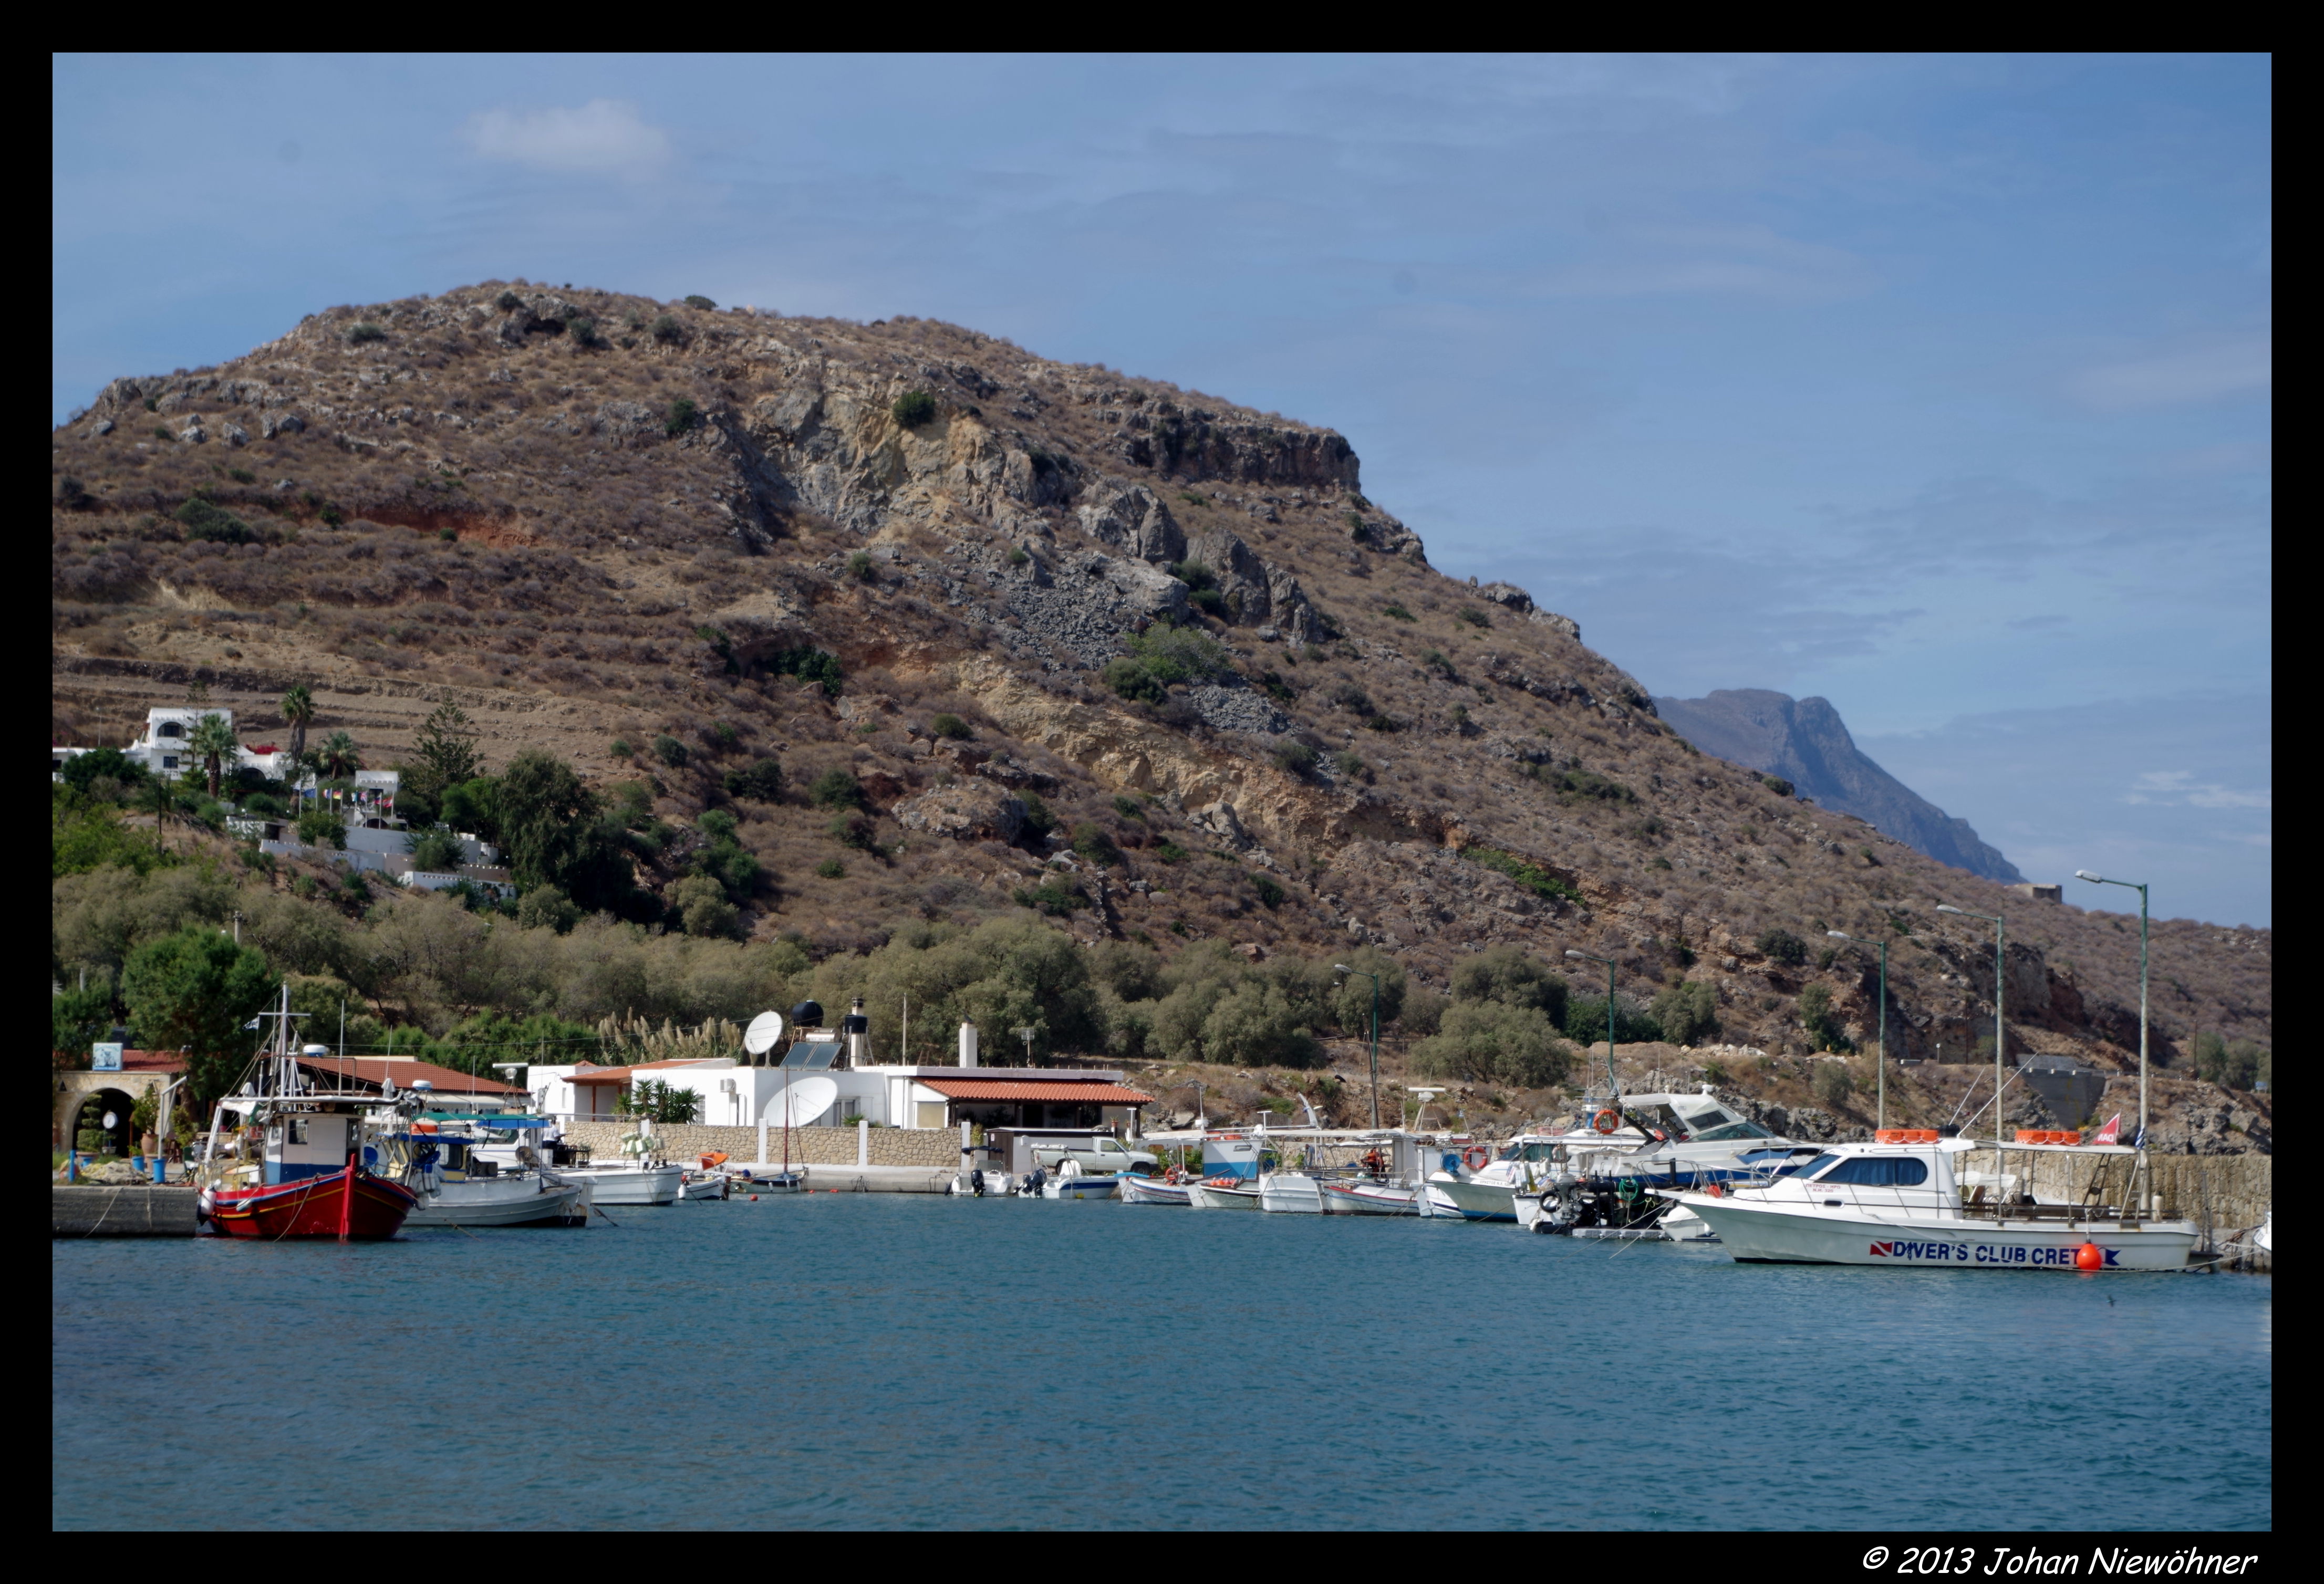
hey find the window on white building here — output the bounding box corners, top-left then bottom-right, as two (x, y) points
(158, 721), (182, 737)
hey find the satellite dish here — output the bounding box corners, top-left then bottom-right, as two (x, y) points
(768, 1075), (839, 1129)
(744, 1010), (786, 1056)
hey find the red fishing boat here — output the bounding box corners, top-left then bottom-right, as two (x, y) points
(195, 988), (420, 1241)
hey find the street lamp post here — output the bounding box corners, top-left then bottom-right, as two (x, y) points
(1564, 950), (1620, 1101)
(2076, 871), (2150, 1148)
(1334, 965), (1382, 1129)
(1828, 930), (1890, 1130)
(1936, 904), (2006, 1143)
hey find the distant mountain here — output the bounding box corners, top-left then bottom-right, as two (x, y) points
(1654, 689), (2023, 883)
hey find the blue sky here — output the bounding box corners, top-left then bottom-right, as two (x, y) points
(51, 54), (2271, 925)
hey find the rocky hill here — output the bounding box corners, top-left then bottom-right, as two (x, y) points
(1654, 689), (2022, 882)
(49, 282), (2270, 1143)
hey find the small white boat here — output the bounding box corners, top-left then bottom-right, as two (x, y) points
(1187, 1179), (1261, 1210)
(1424, 1175), (1519, 1222)
(1320, 1178), (1428, 1216)
(1043, 1172), (1119, 1200)
(677, 1171), (729, 1201)
(1677, 1139), (2201, 1271)
(404, 1173), (586, 1229)
(1657, 1204), (1719, 1242)
(1258, 1171), (1325, 1213)
(1119, 1174), (1191, 1206)
(544, 1163), (684, 1206)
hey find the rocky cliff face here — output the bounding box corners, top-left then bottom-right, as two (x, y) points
(49, 282), (2267, 1103)
(1653, 689), (2022, 883)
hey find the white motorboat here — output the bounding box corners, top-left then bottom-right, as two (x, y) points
(1258, 1171), (1325, 1213)
(1043, 1173), (1119, 1200)
(1119, 1174), (1191, 1205)
(1187, 1179), (1261, 1210)
(1675, 1138), (2202, 1271)
(1319, 1177), (1442, 1216)
(1657, 1204), (1718, 1242)
(544, 1162), (684, 1206)
(676, 1171), (729, 1201)
(403, 1172), (585, 1228)
(1424, 1175), (1519, 1221)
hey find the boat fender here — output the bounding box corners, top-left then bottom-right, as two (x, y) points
(1705, 1182), (1724, 1197)
(1592, 1110), (1620, 1135)
(195, 1187), (216, 1222)
(2075, 1242), (2104, 1272)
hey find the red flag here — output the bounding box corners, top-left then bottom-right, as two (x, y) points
(2088, 1113), (2122, 1144)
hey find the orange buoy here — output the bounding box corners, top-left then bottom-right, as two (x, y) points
(2075, 1242), (2104, 1272)
(750, 1194), (760, 1201)
(1592, 1110), (1621, 1135)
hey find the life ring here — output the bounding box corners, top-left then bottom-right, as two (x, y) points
(1706, 1182), (1725, 1197)
(1463, 1146), (1490, 1172)
(1592, 1110), (1621, 1135)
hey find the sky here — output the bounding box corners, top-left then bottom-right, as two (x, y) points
(51, 54), (2271, 925)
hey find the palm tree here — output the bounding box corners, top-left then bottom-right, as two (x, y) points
(136, 776), (184, 852)
(188, 712), (240, 799)
(316, 731), (362, 781)
(280, 683), (316, 764)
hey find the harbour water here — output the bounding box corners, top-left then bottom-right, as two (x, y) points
(53, 1197), (2270, 1530)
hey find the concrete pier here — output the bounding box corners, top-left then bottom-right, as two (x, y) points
(54, 1185), (199, 1237)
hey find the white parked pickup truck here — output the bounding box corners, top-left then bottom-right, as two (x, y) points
(1031, 1136), (1158, 1175)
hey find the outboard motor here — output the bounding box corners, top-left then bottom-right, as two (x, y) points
(970, 1168), (985, 1197)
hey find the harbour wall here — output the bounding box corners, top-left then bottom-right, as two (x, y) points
(54, 1185), (199, 1237)
(561, 1120), (962, 1168)
(1953, 1149), (2270, 1235)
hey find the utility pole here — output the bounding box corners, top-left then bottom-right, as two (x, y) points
(1565, 950), (1621, 1102)
(2076, 872), (2151, 1147)
(1937, 905), (2006, 1143)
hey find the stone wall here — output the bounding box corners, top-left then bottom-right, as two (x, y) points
(1954, 1149), (2270, 1236)
(560, 1120), (962, 1168)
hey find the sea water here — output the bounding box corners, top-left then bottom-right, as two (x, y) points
(52, 1196), (2270, 1530)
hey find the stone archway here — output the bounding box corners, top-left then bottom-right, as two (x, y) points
(69, 1088), (139, 1156)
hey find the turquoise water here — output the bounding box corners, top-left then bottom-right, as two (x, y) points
(53, 1197), (2270, 1530)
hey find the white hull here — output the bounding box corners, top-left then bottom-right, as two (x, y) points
(1188, 1181), (1261, 1210)
(676, 1173), (729, 1201)
(1043, 1175), (1118, 1200)
(1425, 1177), (1519, 1222)
(1119, 1176), (1191, 1205)
(1259, 1173), (1324, 1214)
(1321, 1180), (1422, 1216)
(545, 1164), (683, 1206)
(1658, 1205), (1719, 1242)
(404, 1176), (584, 1228)
(1683, 1195), (2200, 1272)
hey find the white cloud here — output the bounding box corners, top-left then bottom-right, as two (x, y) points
(2067, 333), (2270, 410)
(465, 99), (671, 179)
(2124, 770), (2271, 810)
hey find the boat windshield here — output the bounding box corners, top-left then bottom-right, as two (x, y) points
(1793, 1151), (1843, 1181)
(1501, 1142), (1562, 1162)
(1687, 1118), (1777, 1142)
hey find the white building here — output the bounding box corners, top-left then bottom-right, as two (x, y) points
(114, 706), (293, 780)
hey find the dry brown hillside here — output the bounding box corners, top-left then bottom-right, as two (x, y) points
(51, 281), (2269, 1145)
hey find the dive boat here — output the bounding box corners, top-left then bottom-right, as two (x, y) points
(1672, 1137), (2202, 1270)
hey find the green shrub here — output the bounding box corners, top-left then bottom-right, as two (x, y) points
(683, 294), (717, 310)
(1460, 846), (1580, 904)
(1651, 980), (1719, 1045)
(295, 808), (346, 849)
(1449, 945), (1569, 1022)
(1761, 773), (1796, 798)
(515, 885), (580, 934)
(1330, 749), (1370, 783)
(1071, 823), (1119, 867)
(1382, 602), (1415, 622)
(653, 734), (689, 768)
(1363, 713), (1403, 733)
(1270, 741), (1319, 777)
(1755, 928), (1808, 967)
(1251, 873), (1285, 909)
(665, 398), (698, 436)
(1562, 992), (1661, 1047)
(1811, 1060), (1854, 1106)
(1013, 879), (1090, 915)
(1256, 670), (1295, 704)
(764, 645), (843, 695)
(226, 466), (256, 484)
(1799, 983), (1852, 1051)
(347, 322), (385, 344)
(318, 503), (345, 526)
(809, 768), (864, 809)
(1167, 560), (1216, 592)
(566, 315), (604, 348)
(815, 858), (847, 880)
(173, 498), (253, 545)
(1550, 768), (1634, 804)
(609, 739), (632, 759)
(1018, 791), (1055, 839)
(1413, 1001), (1569, 1089)
(1111, 794), (1144, 821)
(651, 314), (685, 344)
(1330, 683), (1374, 716)
(1456, 607), (1490, 629)
(710, 722), (739, 750)
(495, 290), (523, 311)
(723, 758), (785, 801)
(407, 828), (463, 872)
(1008, 546), (1031, 567)
(1101, 626), (1232, 702)
(827, 812), (876, 850)
(930, 712), (972, 742)
(891, 390), (938, 428)
(1155, 841), (1187, 863)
